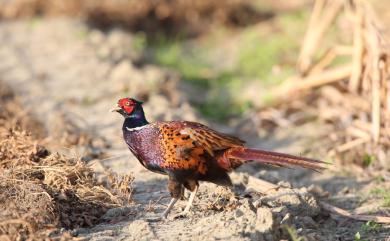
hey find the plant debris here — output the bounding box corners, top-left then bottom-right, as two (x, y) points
(259, 0), (390, 168)
(0, 82), (134, 240)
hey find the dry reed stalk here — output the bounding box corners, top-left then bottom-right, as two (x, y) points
(349, 1), (364, 92)
(346, 126), (371, 139)
(296, 64), (352, 91)
(309, 45), (353, 74)
(336, 136), (370, 153)
(298, 0), (344, 74)
(274, 64), (352, 97)
(320, 201), (390, 223)
(265, 0), (390, 164)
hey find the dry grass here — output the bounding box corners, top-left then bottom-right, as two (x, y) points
(260, 0), (390, 168)
(0, 82), (134, 240)
(0, 132), (133, 239)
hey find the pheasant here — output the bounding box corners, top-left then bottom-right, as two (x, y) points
(111, 97), (324, 218)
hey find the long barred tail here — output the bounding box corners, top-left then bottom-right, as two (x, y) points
(227, 147), (325, 172)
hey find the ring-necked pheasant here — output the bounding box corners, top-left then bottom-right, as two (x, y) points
(111, 97), (324, 218)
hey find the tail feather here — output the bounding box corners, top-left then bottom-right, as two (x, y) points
(227, 147), (325, 172)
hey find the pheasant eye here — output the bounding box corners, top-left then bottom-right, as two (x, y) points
(125, 102), (130, 106)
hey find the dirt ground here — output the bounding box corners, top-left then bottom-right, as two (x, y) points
(0, 16), (389, 241)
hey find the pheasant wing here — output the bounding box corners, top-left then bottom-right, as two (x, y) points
(157, 121), (244, 174)
(177, 121), (244, 156)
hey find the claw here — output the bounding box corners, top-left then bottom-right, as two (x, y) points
(145, 215), (163, 222)
(161, 198), (178, 219)
(156, 185), (199, 219)
(173, 210), (190, 219)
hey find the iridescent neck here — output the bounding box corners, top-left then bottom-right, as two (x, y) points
(123, 108), (149, 130)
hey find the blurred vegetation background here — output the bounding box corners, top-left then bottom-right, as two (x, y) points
(0, 0), (310, 121)
(1, 0), (389, 167)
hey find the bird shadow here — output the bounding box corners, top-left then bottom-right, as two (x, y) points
(132, 177), (170, 205)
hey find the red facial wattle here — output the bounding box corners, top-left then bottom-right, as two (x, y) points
(122, 105), (134, 114)
(118, 98), (135, 114)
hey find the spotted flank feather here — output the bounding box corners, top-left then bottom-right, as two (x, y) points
(158, 122), (209, 174)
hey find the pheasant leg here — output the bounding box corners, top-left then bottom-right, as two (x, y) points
(175, 185), (199, 218)
(161, 198), (178, 219)
(183, 185), (198, 213)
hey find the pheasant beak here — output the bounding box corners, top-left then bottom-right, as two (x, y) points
(109, 105), (122, 113)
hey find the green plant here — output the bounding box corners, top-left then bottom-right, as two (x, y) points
(282, 225), (306, 241)
(354, 231), (366, 241)
(81, 96), (95, 106)
(362, 154), (376, 167)
(361, 221), (382, 233)
(27, 16), (42, 29)
(196, 96), (251, 122)
(370, 188), (390, 207)
(354, 221), (382, 241)
(133, 32), (147, 52)
(375, 175), (385, 183)
(153, 37), (210, 86)
(75, 27), (88, 40)
(236, 29), (295, 84)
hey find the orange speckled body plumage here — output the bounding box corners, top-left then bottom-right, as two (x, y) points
(124, 121), (243, 191)
(113, 97), (325, 218)
(159, 122), (209, 174)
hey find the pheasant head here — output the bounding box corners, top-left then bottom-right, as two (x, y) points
(111, 97), (148, 128)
